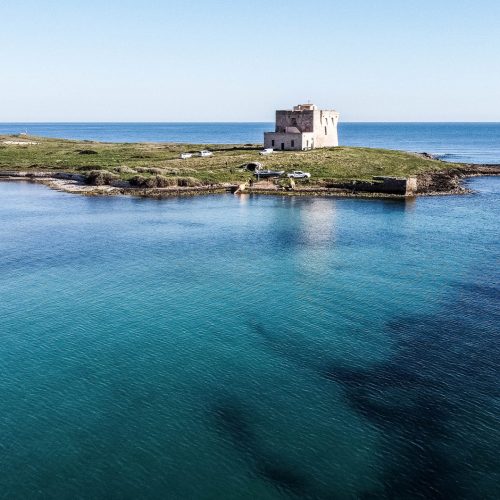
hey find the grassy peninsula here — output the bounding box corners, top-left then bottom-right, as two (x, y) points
(0, 135), (457, 179)
(2, 135), (495, 197)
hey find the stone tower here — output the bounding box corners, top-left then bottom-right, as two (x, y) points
(264, 103), (340, 151)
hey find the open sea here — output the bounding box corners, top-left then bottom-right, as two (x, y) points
(1, 122), (499, 498)
(0, 174), (499, 498)
(1, 122), (500, 164)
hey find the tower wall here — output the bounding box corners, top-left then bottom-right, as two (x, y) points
(312, 110), (340, 148)
(275, 110), (315, 133)
(264, 104), (339, 150)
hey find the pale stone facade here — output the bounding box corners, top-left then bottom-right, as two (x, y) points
(264, 104), (339, 151)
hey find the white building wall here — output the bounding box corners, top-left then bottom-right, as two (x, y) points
(312, 110), (340, 148)
(264, 132), (302, 150)
(264, 105), (339, 151)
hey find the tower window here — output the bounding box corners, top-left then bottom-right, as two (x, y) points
(272, 139), (275, 147)
(325, 126), (328, 135)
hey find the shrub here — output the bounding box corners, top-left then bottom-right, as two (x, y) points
(115, 166), (136, 174)
(163, 168), (180, 175)
(147, 175), (178, 188)
(86, 170), (118, 186)
(176, 177), (201, 187)
(129, 175), (148, 187)
(278, 177), (295, 190)
(129, 175), (202, 188)
(135, 167), (165, 175)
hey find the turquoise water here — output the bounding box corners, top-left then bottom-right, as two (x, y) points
(0, 179), (499, 499)
(1, 122), (499, 163)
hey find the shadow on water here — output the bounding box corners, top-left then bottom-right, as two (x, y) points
(324, 281), (499, 499)
(250, 321), (302, 363)
(210, 396), (314, 498)
(241, 275), (499, 499)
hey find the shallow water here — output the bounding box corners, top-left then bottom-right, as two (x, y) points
(1, 122), (499, 163)
(0, 178), (499, 499)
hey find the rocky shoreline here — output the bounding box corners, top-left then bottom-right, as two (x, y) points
(1, 162), (499, 199)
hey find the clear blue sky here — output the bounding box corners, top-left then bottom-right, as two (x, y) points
(1, 0), (499, 121)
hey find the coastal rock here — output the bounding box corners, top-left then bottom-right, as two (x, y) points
(53, 172), (86, 182)
(418, 152), (438, 160)
(416, 170), (463, 193)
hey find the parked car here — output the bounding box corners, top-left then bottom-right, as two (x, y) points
(287, 171), (311, 179)
(200, 150), (213, 157)
(180, 153), (193, 159)
(260, 148), (274, 155)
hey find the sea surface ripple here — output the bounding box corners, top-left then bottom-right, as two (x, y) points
(0, 177), (499, 499)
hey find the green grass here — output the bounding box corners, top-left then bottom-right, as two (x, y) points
(0, 135), (460, 185)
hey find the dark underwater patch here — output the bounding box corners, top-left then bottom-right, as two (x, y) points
(240, 277), (500, 498)
(323, 280), (500, 499)
(248, 320), (319, 374)
(456, 281), (500, 302)
(257, 460), (309, 497)
(210, 396), (314, 498)
(211, 398), (253, 452)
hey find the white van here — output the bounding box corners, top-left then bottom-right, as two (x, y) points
(260, 148), (274, 155)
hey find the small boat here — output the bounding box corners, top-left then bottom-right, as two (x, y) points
(200, 150), (213, 157)
(20, 129), (28, 136)
(180, 153), (193, 159)
(260, 148), (273, 155)
(254, 169), (285, 179)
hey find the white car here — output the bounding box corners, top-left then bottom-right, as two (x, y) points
(200, 150), (213, 157)
(180, 153), (193, 159)
(260, 148), (274, 155)
(287, 171), (311, 179)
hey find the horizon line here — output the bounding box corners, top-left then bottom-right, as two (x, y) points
(1, 121), (500, 124)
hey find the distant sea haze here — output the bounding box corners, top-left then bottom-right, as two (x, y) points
(0, 122), (499, 164)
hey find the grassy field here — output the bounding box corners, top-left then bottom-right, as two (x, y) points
(0, 135), (459, 185)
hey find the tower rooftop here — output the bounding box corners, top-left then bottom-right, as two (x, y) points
(293, 104), (318, 111)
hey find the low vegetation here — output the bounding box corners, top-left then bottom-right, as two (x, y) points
(0, 135), (462, 186)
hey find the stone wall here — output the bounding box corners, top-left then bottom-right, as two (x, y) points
(275, 110), (314, 133)
(325, 176), (418, 196)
